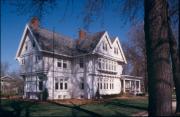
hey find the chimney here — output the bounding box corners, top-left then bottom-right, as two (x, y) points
(79, 29), (86, 40)
(29, 17), (39, 30)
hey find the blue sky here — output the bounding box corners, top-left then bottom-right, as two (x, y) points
(1, 0), (131, 71)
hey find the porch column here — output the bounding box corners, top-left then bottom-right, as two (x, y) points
(123, 79), (126, 93)
(139, 80), (141, 92)
(135, 80), (137, 94)
(130, 80), (132, 92)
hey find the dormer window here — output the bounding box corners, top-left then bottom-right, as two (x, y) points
(25, 45), (28, 50)
(114, 47), (118, 54)
(32, 41), (35, 47)
(22, 59), (25, 65)
(103, 42), (107, 51)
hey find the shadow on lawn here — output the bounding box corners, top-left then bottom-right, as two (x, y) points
(48, 101), (103, 117)
(104, 99), (147, 110)
(0, 100), (35, 117)
(48, 100), (128, 117)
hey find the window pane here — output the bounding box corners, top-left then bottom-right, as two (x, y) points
(64, 83), (67, 89)
(63, 63), (67, 68)
(60, 83), (63, 89)
(55, 82), (58, 90)
(39, 81), (43, 90)
(57, 62), (61, 67)
(81, 83), (84, 89)
(79, 58), (84, 68)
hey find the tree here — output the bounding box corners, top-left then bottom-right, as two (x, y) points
(123, 23), (148, 93)
(3, 0), (179, 115)
(0, 61), (9, 77)
(144, 0), (172, 115)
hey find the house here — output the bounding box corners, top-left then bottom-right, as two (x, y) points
(16, 17), (142, 100)
(0, 75), (23, 96)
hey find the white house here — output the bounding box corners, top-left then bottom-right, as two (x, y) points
(16, 18), (142, 100)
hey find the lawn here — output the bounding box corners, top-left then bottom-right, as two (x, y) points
(0, 97), (148, 117)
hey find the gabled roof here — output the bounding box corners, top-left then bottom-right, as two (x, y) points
(76, 31), (106, 53)
(16, 24), (126, 64)
(32, 28), (75, 56)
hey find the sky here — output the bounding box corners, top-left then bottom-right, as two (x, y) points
(1, 0), (131, 72)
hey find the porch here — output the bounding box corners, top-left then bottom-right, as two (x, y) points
(121, 75), (143, 95)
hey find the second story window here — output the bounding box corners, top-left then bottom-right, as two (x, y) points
(79, 58), (84, 68)
(57, 60), (62, 68)
(35, 56), (41, 63)
(63, 60), (67, 69)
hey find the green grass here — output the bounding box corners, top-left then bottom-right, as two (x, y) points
(0, 97), (148, 117)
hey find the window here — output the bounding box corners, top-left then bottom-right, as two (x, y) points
(136, 81), (139, 89)
(22, 59), (25, 65)
(60, 82), (63, 89)
(100, 83), (102, 89)
(58, 95), (61, 99)
(64, 83), (68, 89)
(79, 58), (84, 68)
(103, 42), (107, 51)
(55, 78), (68, 90)
(39, 81), (43, 90)
(63, 60), (67, 68)
(32, 41), (35, 47)
(25, 45), (28, 50)
(55, 82), (58, 90)
(57, 60), (62, 68)
(63, 95), (67, 99)
(112, 83), (114, 89)
(57, 61), (62, 67)
(114, 47), (119, 54)
(35, 56), (41, 63)
(80, 77), (84, 89)
(98, 59), (101, 69)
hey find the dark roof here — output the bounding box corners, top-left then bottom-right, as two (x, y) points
(31, 27), (105, 56)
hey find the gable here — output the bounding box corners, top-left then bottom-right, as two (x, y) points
(16, 25), (40, 60)
(93, 32), (112, 53)
(112, 37), (127, 64)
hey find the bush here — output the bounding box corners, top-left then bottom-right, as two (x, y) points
(136, 93), (145, 96)
(42, 88), (49, 101)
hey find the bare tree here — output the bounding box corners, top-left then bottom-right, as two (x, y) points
(3, 0), (179, 115)
(123, 23), (148, 93)
(0, 61), (10, 77)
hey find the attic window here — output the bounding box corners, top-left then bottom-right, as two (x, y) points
(114, 47), (118, 54)
(22, 59), (25, 65)
(103, 42), (107, 51)
(32, 41), (35, 47)
(25, 45), (28, 50)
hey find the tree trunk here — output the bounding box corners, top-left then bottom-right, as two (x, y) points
(144, 0), (172, 116)
(168, 22), (180, 113)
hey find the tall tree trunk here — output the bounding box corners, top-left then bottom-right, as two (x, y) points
(168, 22), (180, 112)
(144, 0), (172, 116)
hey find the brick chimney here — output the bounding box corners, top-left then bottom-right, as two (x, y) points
(29, 17), (39, 30)
(79, 29), (86, 40)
